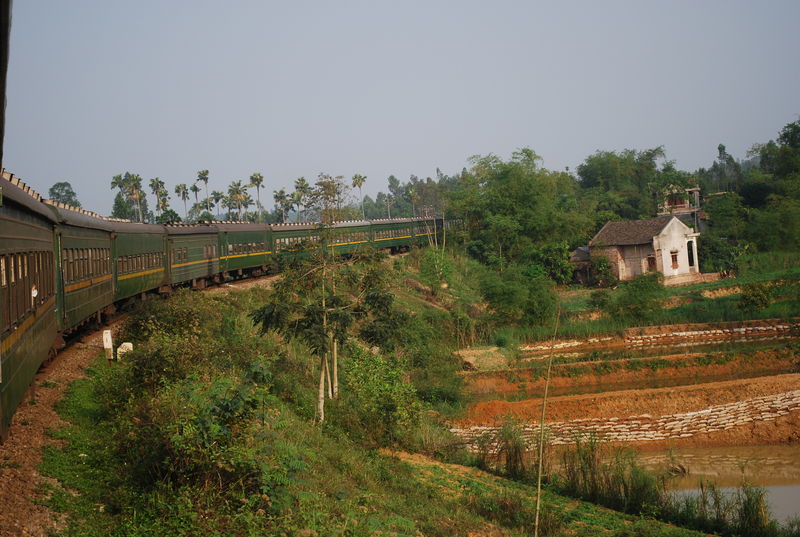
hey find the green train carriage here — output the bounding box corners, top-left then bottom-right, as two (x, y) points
(44, 202), (114, 332)
(217, 223), (270, 278)
(271, 222), (322, 261)
(0, 174), (58, 440)
(112, 222), (169, 301)
(326, 220), (372, 256)
(371, 217), (425, 251)
(166, 224), (219, 289)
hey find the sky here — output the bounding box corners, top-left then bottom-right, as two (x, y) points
(3, 0), (800, 215)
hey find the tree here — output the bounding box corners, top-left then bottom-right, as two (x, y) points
(352, 173), (366, 219)
(190, 183), (201, 205)
(251, 248), (393, 424)
(385, 194), (393, 218)
(294, 177), (312, 222)
(227, 180), (247, 221)
(273, 187), (289, 223)
(111, 172), (147, 222)
(576, 147), (665, 220)
(249, 172), (264, 221)
(157, 188), (170, 215)
(211, 190), (224, 219)
(111, 191), (133, 220)
(197, 170), (210, 212)
(111, 172), (145, 222)
(48, 181), (82, 207)
(157, 208), (181, 224)
(148, 178), (165, 216)
(175, 184), (190, 218)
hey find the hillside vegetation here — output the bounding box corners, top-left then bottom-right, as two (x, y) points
(39, 248), (724, 537)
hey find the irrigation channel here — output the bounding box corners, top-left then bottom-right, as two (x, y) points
(639, 444), (800, 524)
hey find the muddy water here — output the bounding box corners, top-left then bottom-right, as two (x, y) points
(638, 445), (800, 523)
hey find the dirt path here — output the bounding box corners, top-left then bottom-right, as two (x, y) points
(0, 275), (278, 537)
(0, 322), (122, 537)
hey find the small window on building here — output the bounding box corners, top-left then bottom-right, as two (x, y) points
(687, 241), (695, 267)
(671, 251), (679, 269)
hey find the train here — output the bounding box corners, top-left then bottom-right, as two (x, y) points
(0, 170), (452, 440)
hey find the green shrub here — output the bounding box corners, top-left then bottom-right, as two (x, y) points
(738, 282), (773, 312)
(465, 488), (565, 537)
(603, 273), (665, 320)
(335, 345), (420, 447)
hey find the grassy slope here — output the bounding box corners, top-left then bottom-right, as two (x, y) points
(40, 365), (708, 537)
(35, 250), (716, 536)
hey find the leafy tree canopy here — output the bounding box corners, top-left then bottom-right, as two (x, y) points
(48, 181), (82, 207)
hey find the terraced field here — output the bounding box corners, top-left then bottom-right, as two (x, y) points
(452, 319), (800, 452)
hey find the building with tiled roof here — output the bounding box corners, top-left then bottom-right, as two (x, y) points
(589, 215), (699, 281)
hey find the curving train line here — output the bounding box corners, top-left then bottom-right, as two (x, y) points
(0, 170), (453, 440)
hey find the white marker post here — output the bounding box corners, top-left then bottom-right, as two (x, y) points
(102, 330), (113, 361)
(116, 342), (133, 361)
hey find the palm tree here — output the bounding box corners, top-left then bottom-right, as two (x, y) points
(227, 180), (247, 221)
(291, 190), (303, 222)
(111, 174), (126, 195)
(157, 187), (170, 215)
(352, 174), (366, 219)
(273, 188), (289, 223)
(294, 177), (311, 222)
(126, 173), (144, 222)
(190, 183), (201, 205)
(249, 172), (264, 221)
(175, 184), (190, 218)
(149, 177), (165, 216)
(211, 190), (224, 219)
(197, 170), (210, 212)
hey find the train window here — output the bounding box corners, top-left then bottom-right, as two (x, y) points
(0, 255), (6, 287)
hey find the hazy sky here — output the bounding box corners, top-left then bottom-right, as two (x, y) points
(4, 1), (799, 215)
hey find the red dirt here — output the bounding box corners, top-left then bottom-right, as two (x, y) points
(465, 373), (800, 425)
(0, 323), (122, 537)
(465, 348), (797, 399)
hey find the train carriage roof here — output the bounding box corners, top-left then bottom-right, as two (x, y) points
(111, 221), (166, 234)
(43, 200), (115, 231)
(214, 222), (269, 232)
(371, 217), (432, 224)
(270, 221), (321, 232)
(164, 222), (220, 235)
(0, 171), (58, 222)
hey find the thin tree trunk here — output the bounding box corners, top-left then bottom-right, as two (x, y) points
(317, 352), (326, 424)
(331, 259), (339, 399)
(318, 259), (327, 423)
(332, 338), (338, 399)
(534, 306), (561, 537)
(325, 352), (333, 399)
